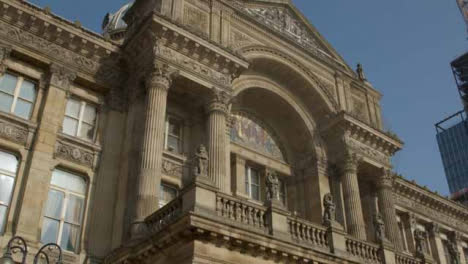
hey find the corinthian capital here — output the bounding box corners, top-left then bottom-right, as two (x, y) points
(0, 46), (11, 75)
(376, 168), (394, 189)
(49, 64), (77, 90)
(206, 88), (232, 115)
(146, 62), (178, 91)
(341, 150), (360, 173)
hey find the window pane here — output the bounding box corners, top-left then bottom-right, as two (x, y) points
(160, 184), (177, 207)
(65, 195), (84, 225)
(13, 99), (32, 119)
(251, 185), (260, 200)
(251, 172), (260, 185)
(51, 170), (86, 194)
(0, 175), (14, 205)
(65, 99), (81, 118)
(168, 119), (181, 136)
(0, 151), (18, 173)
(62, 117), (78, 137)
(0, 74), (17, 95)
(44, 189), (64, 219)
(0, 205), (7, 233)
(82, 104), (96, 124)
(41, 218), (59, 244)
(18, 80), (36, 101)
(0, 93), (13, 113)
(167, 136), (180, 152)
(60, 223), (80, 252)
(79, 123), (95, 141)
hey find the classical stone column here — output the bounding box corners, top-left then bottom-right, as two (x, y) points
(132, 63), (177, 235)
(376, 168), (402, 250)
(340, 151), (367, 240)
(206, 89), (230, 191)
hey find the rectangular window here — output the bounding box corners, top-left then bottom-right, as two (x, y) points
(63, 98), (97, 142)
(442, 239), (451, 264)
(164, 116), (182, 154)
(41, 169), (86, 253)
(159, 183), (178, 208)
(0, 151), (18, 234)
(0, 72), (36, 119)
(245, 166), (260, 201)
(278, 178), (286, 205)
(397, 219), (408, 251)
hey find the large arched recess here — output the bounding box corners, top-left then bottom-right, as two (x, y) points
(231, 46), (337, 222)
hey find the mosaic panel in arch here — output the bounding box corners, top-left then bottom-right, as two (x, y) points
(230, 113), (285, 162)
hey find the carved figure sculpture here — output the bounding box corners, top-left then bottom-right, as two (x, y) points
(322, 193), (336, 226)
(356, 63), (367, 81)
(265, 170), (280, 201)
(447, 241), (461, 264)
(414, 229), (426, 257)
(193, 144), (208, 177)
(373, 213), (386, 242)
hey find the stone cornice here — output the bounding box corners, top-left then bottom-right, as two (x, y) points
(321, 111), (403, 156)
(394, 177), (468, 231)
(0, 0), (123, 88)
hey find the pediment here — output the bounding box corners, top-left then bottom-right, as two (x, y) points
(231, 0), (350, 70)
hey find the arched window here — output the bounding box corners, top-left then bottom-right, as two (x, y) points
(230, 113), (285, 162)
(41, 169), (86, 253)
(0, 151), (18, 233)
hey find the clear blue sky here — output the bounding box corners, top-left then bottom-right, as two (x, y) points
(27, 0), (467, 196)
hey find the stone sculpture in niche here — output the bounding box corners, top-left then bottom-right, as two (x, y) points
(265, 170), (280, 202)
(322, 193), (336, 226)
(373, 213), (386, 242)
(414, 229), (426, 257)
(193, 144), (208, 178)
(448, 241), (461, 264)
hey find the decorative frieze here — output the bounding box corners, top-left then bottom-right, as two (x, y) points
(0, 119), (28, 145)
(49, 64), (76, 90)
(55, 141), (95, 168)
(162, 159), (183, 178)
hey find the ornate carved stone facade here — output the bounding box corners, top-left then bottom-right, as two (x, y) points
(0, 0), (466, 264)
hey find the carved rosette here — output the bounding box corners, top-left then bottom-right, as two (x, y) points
(0, 46), (11, 75)
(49, 64), (77, 90)
(55, 141), (95, 168)
(145, 63), (178, 91)
(206, 88), (231, 116)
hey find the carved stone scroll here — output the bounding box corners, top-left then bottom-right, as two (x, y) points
(55, 141), (95, 168)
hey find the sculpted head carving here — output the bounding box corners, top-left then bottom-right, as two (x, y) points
(49, 64), (77, 89)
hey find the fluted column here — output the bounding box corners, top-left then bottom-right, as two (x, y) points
(132, 63), (176, 235)
(340, 151), (367, 240)
(376, 168), (402, 249)
(206, 89), (230, 191)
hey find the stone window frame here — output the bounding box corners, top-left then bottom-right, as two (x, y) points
(40, 167), (89, 254)
(62, 97), (99, 143)
(164, 114), (184, 155)
(396, 215), (409, 252)
(159, 182), (179, 209)
(245, 164), (261, 201)
(0, 150), (19, 235)
(416, 223), (433, 257)
(0, 71), (38, 120)
(243, 161), (287, 205)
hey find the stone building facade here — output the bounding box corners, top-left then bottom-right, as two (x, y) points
(0, 0), (466, 263)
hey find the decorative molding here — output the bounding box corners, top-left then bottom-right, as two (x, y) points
(55, 140), (95, 168)
(183, 5), (209, 37)
(146, 61), (179, 91)
(207, 88), (231, 114)
(0, 119), (28, 145)
(347, 138), (390, 166)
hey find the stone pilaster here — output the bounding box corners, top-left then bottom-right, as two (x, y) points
(131, 63), (177, 236)
(340, 151), (367, 240)
(376, 168), (402, 250)
(427, 222), (447, 264)
(0, 46), (11, 76)
(206, 88), (230, 191)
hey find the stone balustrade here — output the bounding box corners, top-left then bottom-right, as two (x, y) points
(216, 194), (267, 231)
(145, 198), (182, 234)
(395, 253), (422, 264)
(345, 236), (382, 263)
(288, 217), (328, 248)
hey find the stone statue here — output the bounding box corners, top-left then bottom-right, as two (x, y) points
(356, 63), (367, 81)
(322, 193), (336, 226)
(373, 213), (386, 242)
(193, 144), (208, 177)
(414, 229), (426, 257)
(265, 170), (280, 202)
(447, 241), (461, 264)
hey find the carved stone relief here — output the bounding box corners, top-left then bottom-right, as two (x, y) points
(162, 159), (183, 178)
(0, 120), (28, 145)
(184, 5), (209, 37)
(55, 141), (95, 168)
(154, 45), (231, 87)
(347, 137), (390, 166)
